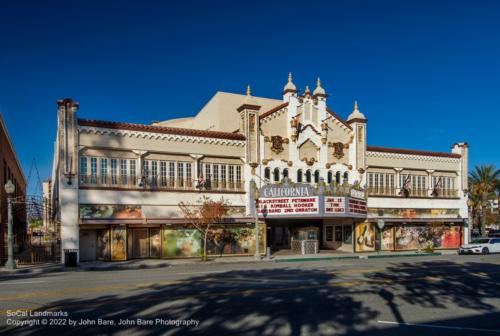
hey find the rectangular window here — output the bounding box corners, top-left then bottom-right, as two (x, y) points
(160, 161), (167, 187)
(80, 157), (87, 184)
(111, 159), (118, 185)
(169, 161), (175, 187)
(142, 160), (149, 186)
(186, 163), (192, 187)
(90, 157), (97, 184)
(221, 165), (227, 189)
(120, 160), (128, 185)
(101, 158), (108, 185)
(178, 162), (184, 187)
(130, 160), (136, 186)
(205, 164), (211, 181)
(229, 165), (234, 189)
(151, 161), (158, 187)
(236, 166), (242, 189)
(213, 164), (219, 188)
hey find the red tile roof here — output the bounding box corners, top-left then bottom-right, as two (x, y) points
(78, 119), (246, 140)
(367, 146), (461, 158)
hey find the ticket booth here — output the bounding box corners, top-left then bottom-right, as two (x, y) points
(291, 226), (319, 254)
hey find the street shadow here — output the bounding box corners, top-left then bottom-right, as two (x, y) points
(0, 267), (378, 335)
(367, 259), (500, 312)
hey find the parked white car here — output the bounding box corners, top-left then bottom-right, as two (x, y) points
(459, 238), (500, 255)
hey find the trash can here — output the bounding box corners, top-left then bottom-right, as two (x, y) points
(64, 249), (78, 267)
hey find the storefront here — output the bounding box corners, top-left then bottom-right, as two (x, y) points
(78, 204), (264, 261)
(358, 207), (465, 252)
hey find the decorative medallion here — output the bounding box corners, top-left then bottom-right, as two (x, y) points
(271, 136), (284, 154)
(332, 142), (344, 159)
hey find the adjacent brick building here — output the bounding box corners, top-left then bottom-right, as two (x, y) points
(0, 113), (27, 264)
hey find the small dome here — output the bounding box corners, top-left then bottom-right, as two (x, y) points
(348, 101), (366, 121)
(313, 77), (326, 96)
(283, 72), (297, 93)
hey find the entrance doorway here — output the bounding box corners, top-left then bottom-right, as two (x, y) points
(132, 229), (149, 258)
(267, 219), (323, 253)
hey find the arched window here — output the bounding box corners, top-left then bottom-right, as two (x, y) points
(297, 169), (303, 183)
(314, 170), (320, 183)
(343, 172), (349, 184)
(264, 167), (270, 180)
(335, 171), (341, 184)
(327, 171), (333, 184)
(305, 170), (312, 183)
(282, 168), (289, 179)
(273, 168), (280, 182)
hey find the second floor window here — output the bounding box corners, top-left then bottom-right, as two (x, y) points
(111, 159), (118, 185)
(101, 158), (108, 185)
(80, 157), (87, 183)
(90, 158), (97, 184)
(120, 160), (128, 185)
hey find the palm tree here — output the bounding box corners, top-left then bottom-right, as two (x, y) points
(469, 165), (500, 235)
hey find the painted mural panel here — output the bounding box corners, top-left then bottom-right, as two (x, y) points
(205, 224), (266, 256)
(395, 224), (462, 250)
(355, 222), (376, 252)
(96, 229), (110, 260)
(162, 229), (201, 257)
(80, 204), (142, 219)
(111, 226), (127, 260)
(381, 226), (394, 251)
(150, 229), (161, 257)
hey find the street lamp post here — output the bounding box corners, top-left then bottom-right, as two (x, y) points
(4, 180), (16, 270)
(252, 180), (260, 261)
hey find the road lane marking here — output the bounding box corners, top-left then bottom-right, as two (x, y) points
(377, 320), (500, 333)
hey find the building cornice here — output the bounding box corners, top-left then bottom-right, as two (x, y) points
(259, 102), (289, 120)
(367, 146), (461, 159)
(326, 107), (353, 130)
(78, 119), (246, 142)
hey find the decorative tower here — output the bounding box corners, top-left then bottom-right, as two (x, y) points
(237, 85), (261, 173)
(347, 101), (367, 185)
(283, 72), (297, 102)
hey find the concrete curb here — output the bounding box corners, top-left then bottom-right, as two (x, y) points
(275, 256), (360, 263)
(366, 252), (442, 259)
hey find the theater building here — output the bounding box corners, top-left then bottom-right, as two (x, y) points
(50, 74), (469, 263)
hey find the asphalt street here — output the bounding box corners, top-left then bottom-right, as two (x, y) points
(0, 254), (499, 335)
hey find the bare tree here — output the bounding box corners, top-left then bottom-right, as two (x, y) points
(178, 196), (231, 261)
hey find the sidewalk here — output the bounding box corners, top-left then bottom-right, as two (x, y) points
(1, 250), (457, 275)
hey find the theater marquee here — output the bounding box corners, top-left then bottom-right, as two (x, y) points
(254, 180), (367, 218)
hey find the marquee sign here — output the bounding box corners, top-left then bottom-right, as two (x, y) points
(253, 180), (367, 218)
(257, 197), (319, 216)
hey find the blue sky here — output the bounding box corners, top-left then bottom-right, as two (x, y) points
(0, 0), (499, 194)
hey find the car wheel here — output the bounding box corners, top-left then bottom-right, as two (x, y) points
(482, 247), (489, 255)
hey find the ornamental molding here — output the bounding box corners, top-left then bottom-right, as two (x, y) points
(260, 107), (288, 123)
(366, 150), (460, 163)
(79, 126), (246, 147)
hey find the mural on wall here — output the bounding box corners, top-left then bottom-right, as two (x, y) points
(150, 229), (161, 257)
(96, 229), (110, 260)
(395, 224), (462, 250)
(205, 224), (266, 256)
(355, 222), (376, 252)
(367, 208), (460, 219)
(162, 229), (201, 257)
(80, 205), (142, 219)
(111, 226), (127, 260)
(381, 226), (394, 251)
